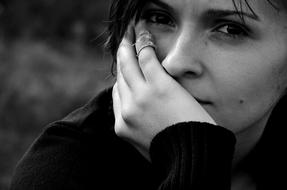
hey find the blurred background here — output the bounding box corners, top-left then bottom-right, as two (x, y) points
(0, 0), (114, 189)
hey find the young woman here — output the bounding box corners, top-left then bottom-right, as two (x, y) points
(10, 0), (287, 189)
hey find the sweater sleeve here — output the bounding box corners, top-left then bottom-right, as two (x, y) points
(149, 122), (236, 190)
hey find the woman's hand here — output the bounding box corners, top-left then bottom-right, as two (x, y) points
(112, 23), (216, 161)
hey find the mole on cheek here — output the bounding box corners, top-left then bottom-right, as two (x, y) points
(239, 100), (244, 104)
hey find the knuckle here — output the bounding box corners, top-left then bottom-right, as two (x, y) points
(117, 44), (128, 60)
(139, 53), (153, 65)
(121, 104), (135, 122)
(134, 91), (149, 107)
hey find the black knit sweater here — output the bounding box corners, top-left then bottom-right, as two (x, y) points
(10, 87), (286, 190)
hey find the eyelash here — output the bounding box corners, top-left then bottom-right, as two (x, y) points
(141, 11), (250, 39)
(141, 11), (176, 27)
(213, 21), (250, 39)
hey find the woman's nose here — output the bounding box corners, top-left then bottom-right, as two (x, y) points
(161, 31), (204, 79)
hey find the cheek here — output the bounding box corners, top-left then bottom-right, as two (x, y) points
(152, 32), (176, 62)
(212, 50), (287, 131)
(272, 56), (287, 95)
(221, 57), (285, 106)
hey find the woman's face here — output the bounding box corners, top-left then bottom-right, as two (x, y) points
(135, 0), (287, 136)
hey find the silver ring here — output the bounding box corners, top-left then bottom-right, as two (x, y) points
(136, 41), (156, 57)
(135, 31), (156, 57)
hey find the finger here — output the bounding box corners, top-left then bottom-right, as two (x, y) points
(135, 29), (168, 83)
(117, 24), (145, 89)
(113, 83), (133, 140)
(112, 83), (124, 131)
(112, 83), (121, 118)
(117, 59), (132, 105)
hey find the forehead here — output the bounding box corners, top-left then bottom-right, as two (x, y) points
(152, 0), (235, 11)
(150, 0), (287, 20)
(150, 0), (283, 11)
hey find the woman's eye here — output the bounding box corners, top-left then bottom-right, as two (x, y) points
(214, 23), (248, 38)
(142, 11), (175, 27)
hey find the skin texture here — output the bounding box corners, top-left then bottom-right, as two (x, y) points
(113, 25), (216, 161)
(113, 0), (287, 186)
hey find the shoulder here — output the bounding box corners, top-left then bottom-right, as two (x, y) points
(59, 86), (114, 130)
(10, 85), (155, 190)
(10, 86), (119, 189)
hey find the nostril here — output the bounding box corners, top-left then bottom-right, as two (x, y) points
(162, 63), (203, 79)
(183, 70), (202, 78)
(161, 46), (204, 78)
(163, 59), (204, 78)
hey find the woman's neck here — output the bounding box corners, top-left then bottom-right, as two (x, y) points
(232, 111), (270, 171)
(231, 111), (272, 190)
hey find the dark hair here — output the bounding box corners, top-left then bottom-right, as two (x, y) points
(105, 0), (146, 70)
(105, 0), (286, 73)
(232, 0), (286, 20)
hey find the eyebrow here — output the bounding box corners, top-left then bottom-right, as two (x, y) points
(150, 0), (175, 14)
(150, 0), (261, 22)
(205, 9), (260, 21)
